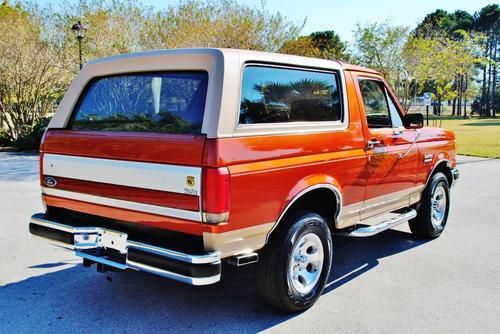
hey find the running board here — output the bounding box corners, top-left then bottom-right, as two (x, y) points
(340, 209), (417, 237)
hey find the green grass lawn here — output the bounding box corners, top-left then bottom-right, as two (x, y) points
(435, 118), (500, 159)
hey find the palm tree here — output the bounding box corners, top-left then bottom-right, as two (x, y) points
(253, 78), (332, 106)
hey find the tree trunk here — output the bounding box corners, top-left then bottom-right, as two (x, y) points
(481, 37), (490, 117)
(486, 33), (494, 116)
(458, 75), (463, 117)
(464, 74), (468, 119)
(492, 35), (497, 117)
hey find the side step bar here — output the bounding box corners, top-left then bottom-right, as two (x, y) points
(340, 209), (417, 237)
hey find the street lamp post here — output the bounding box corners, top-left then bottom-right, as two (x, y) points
(71, 21), (87, 70)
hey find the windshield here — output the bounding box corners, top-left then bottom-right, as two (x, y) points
(70, 71), (208, 135)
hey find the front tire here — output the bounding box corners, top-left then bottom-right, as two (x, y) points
(410, 172), (450, 238)
(256, 211), (333, 312)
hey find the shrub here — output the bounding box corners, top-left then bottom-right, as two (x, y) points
(12, 117), (51, 151)
(0, 128), (13, 147)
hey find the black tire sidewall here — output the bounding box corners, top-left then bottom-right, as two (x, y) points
(423, 173), (450, 236)
(278, 213), (333, 310)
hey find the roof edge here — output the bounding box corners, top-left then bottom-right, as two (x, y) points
(338, 61), (381, 75)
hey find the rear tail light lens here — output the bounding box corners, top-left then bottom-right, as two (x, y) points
(39, 152), (47, 211)
(39, 152), (44, 186)
(202, 167), (230, 224)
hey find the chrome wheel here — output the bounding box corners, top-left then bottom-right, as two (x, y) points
(431, 184), (447, 228)
(288, 232), (324, 295)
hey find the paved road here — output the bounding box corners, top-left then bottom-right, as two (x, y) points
(0, 153), (499, 333)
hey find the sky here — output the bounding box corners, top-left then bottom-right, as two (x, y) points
(36, 0), (496, 42)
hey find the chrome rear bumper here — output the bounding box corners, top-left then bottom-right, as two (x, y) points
(29, 213), (221, 285)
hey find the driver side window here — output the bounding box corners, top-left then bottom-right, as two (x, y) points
(359, 79), (403, 129)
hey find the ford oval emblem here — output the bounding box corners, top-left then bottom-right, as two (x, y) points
(44, 176), (57, 188)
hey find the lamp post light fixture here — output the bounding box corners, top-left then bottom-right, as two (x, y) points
(71, 21), (87, 70)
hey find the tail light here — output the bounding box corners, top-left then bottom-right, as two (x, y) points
(202, 167), (230, 224)
(39, 152), (47, 211)
(39, 152), (44, 183)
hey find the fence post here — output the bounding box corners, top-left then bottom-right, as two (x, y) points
(426, 105), (429, 126)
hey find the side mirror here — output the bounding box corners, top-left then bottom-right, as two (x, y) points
(404, 113), (424, 129)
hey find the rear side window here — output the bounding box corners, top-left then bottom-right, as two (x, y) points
(71, 72), (208, 134)
(239, 66), (342, 124)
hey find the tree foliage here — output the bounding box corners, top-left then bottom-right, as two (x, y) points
(414, 9), (474, 38)
(0, 0), (301, 148)
(0, 0), (498, 150)
(279, 36), (322, 58)
(140, 0), (301, 51)
(473, 4), (499, 116)
(352, 5), (498, 116)
(411, 5), (498, 116)
(279, 30), (350, 61)
(404, 33), (482, 113)
(0, 1), (72, 141)
(352, 22), (414, 110)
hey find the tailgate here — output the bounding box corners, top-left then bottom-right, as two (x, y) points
(39, 70), (210, 236)
(41, 130), (206, 235)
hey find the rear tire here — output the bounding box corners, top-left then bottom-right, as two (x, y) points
(409, 172), (450, 238)
(256, 211), (333, 313)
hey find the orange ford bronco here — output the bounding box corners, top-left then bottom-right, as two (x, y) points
(30, 48), (459, 312)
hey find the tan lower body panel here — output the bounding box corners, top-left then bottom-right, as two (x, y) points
(205, 186), (424, 257)
(337, 202), (363, 228)
(337, 185), (424, 229)
(360, 185), (424, 220)
(203, 223), (274, 258)
(409, 190), (422, 206)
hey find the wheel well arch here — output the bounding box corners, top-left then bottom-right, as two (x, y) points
(427, 160), (453, 188)
(265, 184), (342, 242)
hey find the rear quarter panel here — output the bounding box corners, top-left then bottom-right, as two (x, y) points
(203, 70), (367, 236)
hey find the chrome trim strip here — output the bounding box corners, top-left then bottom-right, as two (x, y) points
(356, 185), (423, 221)
(29, 214), (221, 286)
(338, 185), (424, 228)
(266, 184), (342, 241)
(43, 153), (201, 195)
(423, 159), (452, 189)
(361, 185), (422, 209)
(232, 62), (349, 137)
(127, 240), (219, 264)
(126, 260), (221, 286)
(31, 216), (77, 234)
(42, 187), (202, 221)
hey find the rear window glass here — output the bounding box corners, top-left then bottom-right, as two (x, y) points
(239, 66), (342, 124)
(71, 72), (208, 134)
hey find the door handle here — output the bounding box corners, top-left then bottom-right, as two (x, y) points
(366, 138), (381, 150)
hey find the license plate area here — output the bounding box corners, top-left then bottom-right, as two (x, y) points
(74, 228), (128, 254)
